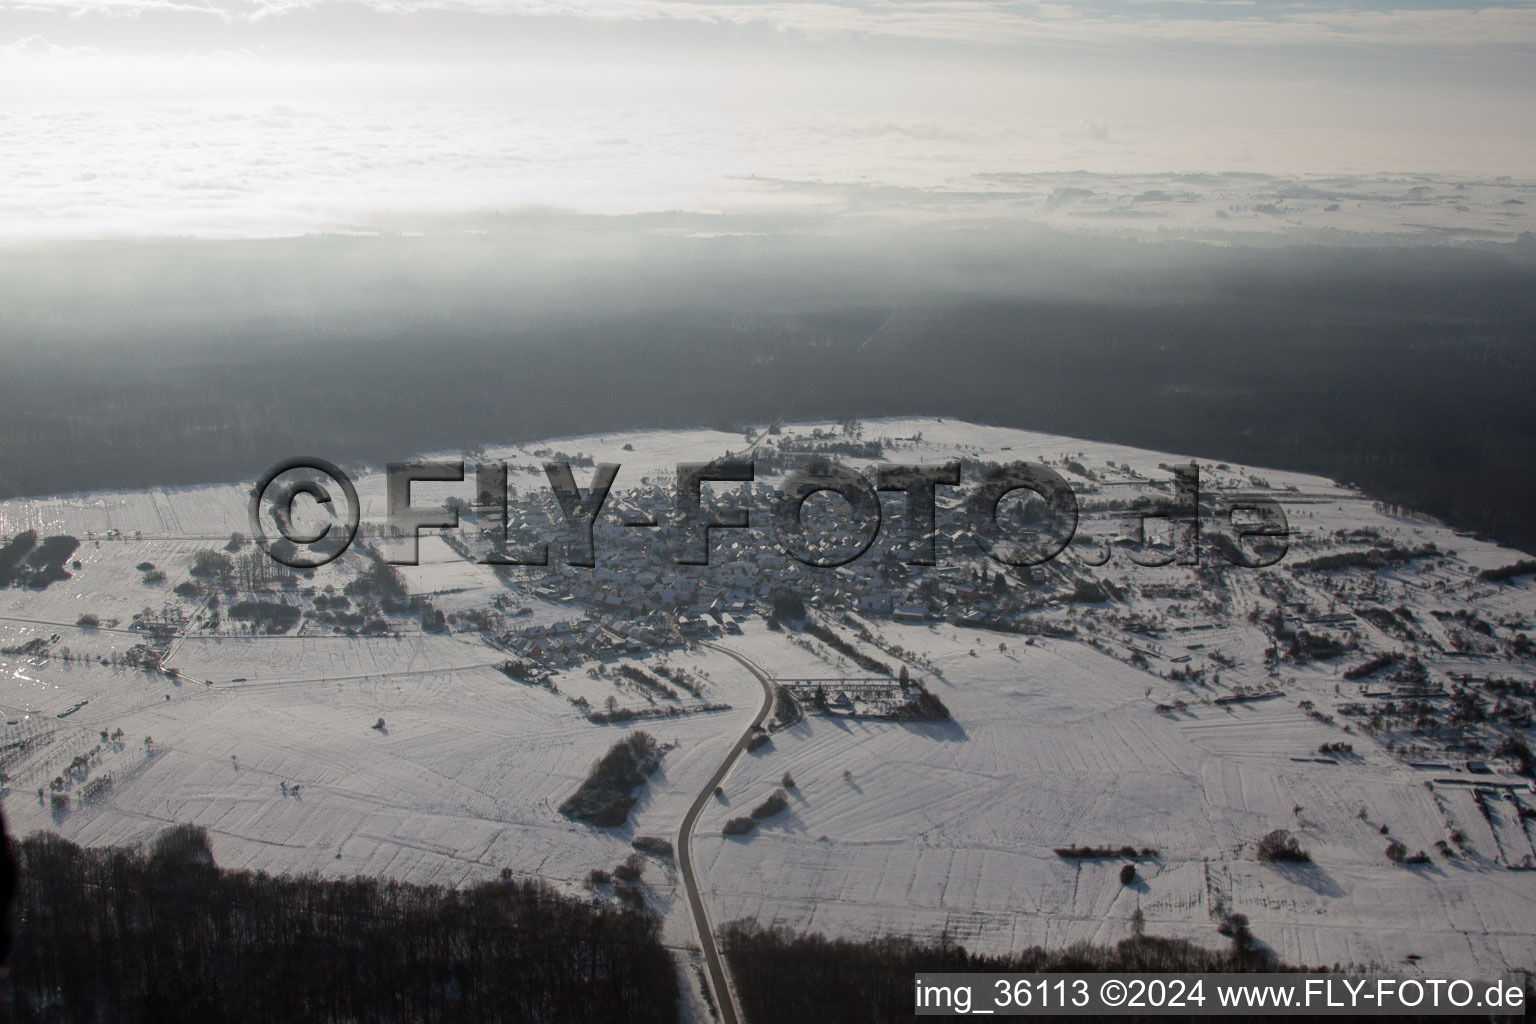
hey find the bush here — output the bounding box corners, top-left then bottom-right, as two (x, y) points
(586, 868), (612, 887)
(1054, 845), (1154, 860)
(750, 789), (789, 820)
(1386, 841), (1406, 864)
(76, 613), (99, 628)
(631, 836), (674, 859)
(613, 853), (646, 883)
(1119, 864), (1136, 885)
(1255, 829), (1310, 863)
(723, 817), (757, 836)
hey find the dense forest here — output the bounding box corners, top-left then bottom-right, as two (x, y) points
(2, 227), (1535, 553)
(1, 826), (677, 1023)
(719, 919), (1534, 1024)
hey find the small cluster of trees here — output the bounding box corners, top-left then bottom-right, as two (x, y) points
(650, 663), (703, 697)
(751, 788), (790, 820)
(1256, 828), (1310, 863)
(227, 599), (302, 633)
(725, 786), (792, 837)
(902, 686), (951, 721)
(1343, 652), (1402, 680)
(558, 732), (662, 827)
(1481, 560), (1536, 583)
(617, 664), (677, 699)
(0, 532), (78, 589)
(802, 621), (893, 676)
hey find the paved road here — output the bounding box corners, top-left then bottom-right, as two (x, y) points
(677, 642), (776, 1024)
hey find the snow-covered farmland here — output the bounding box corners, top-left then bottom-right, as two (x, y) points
(3, 417), (1535, 989)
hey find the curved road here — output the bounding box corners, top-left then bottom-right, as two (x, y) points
(677, 642), (776, 1024)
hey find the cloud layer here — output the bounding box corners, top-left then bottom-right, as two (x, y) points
(2, 0), (1532, 241)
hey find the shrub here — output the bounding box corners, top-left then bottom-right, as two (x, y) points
(1054, 845), (1155, 860)
(750, 789), (789, 820)
(631, 836), (674, 859)
(586, 868), (612, 887)
(781, 772), (796, 789)
(1220, 912), (1254, 958)
(76, 613), (99, 627)
(1120, 864), (1136, 885)
(1256, 829), (1310, 863)
(1386, 841), (1407, 864)
(723, 817), (756, 836)
(613, 853), (646, 883)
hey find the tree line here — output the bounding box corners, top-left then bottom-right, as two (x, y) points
(719, 918), (1533, 1024)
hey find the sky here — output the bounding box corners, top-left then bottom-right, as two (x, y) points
(2, 0), (1534, 241)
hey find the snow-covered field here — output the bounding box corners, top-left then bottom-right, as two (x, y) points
(698, 622), (1535, 974)
(3, 416), (1535, 1000)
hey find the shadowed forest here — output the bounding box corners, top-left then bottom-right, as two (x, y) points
(1, 826), (677, 1023)
(719, 919), (1534, 1024)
